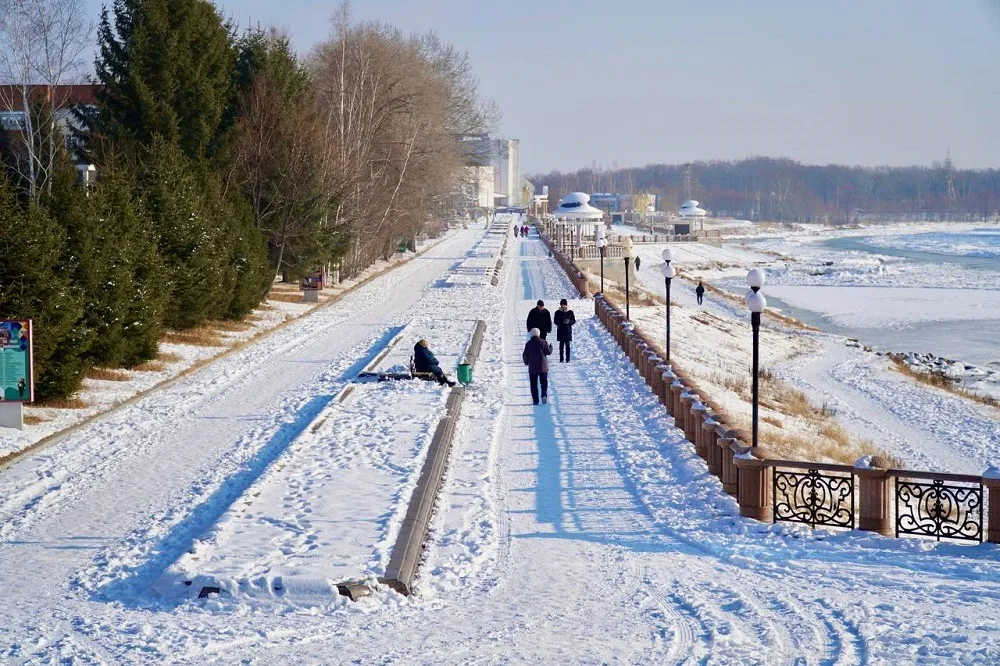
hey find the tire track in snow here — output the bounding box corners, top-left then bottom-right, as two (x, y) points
(633, 568), (704, 665)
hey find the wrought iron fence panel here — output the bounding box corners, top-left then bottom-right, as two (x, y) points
(895, 478), (983, 542)
(772, 468), (854, 529)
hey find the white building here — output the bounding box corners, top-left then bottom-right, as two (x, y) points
(492, 138), (520, 207)
(461, 165), (495, 209)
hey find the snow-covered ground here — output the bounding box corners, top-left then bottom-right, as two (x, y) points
(2, 216), (1000, 663)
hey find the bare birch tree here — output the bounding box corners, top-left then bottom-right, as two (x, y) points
(0, 0), (91, 197)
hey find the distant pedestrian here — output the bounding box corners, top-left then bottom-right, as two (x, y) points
(522, 225), (529, 237)
(634, 256), (641, 271)
(526, 300), (552, 340)
(696, 281), (705, 305)
(514, 225), (519, 237)
(554, 298), (576, 363)
(522, 328), (553, 405)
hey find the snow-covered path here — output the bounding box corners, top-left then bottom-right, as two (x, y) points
(2, 225), (1000, 664)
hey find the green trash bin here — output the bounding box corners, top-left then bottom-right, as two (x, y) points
(456, 363), (473, 386)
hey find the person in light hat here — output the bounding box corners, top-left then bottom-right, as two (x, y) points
(522, 328), (552, 405)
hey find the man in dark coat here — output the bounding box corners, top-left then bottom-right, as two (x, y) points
(696, 282), (705, 305)
(413, 340), (456, 386)
(526, 300), (552, 340)
(522, 328), (553, 405)
(554, 298), (576, 363)
(514, 224), (519, 237)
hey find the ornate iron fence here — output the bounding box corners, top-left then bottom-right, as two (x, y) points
(895, 477), (983, 542)
(773, 467), (855, 529)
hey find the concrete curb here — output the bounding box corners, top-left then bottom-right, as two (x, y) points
(380, 319), (487, 596)
(0, 231), (456, 474)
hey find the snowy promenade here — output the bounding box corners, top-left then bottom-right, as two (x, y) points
(1, 221), (1000, 663)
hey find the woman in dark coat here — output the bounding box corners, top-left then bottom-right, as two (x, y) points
(553, 298), (576, 362)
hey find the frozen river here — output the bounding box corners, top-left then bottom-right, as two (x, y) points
(735, 226), (1000, 368)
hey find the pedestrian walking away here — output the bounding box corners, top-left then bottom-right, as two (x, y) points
(554, 298), (576, 362)
(696, 281), (705, 305)
(522, 327), (553, 405)
(514, 225), (519, 237)
(522, 225), (529, 237)
(413, 339), (456, 386)
(526, 300), (552, 340)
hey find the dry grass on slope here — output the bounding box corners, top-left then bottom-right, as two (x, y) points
(711, 370), (901, 467)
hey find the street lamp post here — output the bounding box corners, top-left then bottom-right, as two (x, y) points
(660, 248), (676, 365)
(745, 268), (767, 450)
(623, 236), (635, 320)
(597, 226), (607, 294)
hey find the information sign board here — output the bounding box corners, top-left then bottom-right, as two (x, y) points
(0, 319), (33, 403)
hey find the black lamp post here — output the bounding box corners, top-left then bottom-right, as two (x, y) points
(597, 238), (608, 294)
(660, 248), (676, 365)
(745, 268), (767, 450)
(623, 237), (634, 320)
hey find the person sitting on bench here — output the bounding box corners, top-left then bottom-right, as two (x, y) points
(413, 339), (456, 386)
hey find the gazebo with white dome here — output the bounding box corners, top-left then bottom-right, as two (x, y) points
(551, 192), (605, 252)
(678, 199), (707, 218)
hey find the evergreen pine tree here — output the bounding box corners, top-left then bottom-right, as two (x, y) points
(43, 159), (168, 368)
(0, 176), (89, 400)
(96, 168), (169, 366)
(139, 138), (232, 329)
(88, 0), (238, 162)
(221, 193), (271, 320)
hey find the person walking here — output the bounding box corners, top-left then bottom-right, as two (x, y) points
(522, 328), (553, 405)
(526, 300), (552, 340)
(696, 281), (705, 305)
(554, 298), (576, 362)
(514, 224), (519, 237)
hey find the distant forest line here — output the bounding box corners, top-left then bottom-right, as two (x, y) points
(529, 157), (1000, 223)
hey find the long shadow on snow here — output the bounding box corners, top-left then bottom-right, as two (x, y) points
(93, 325), (405, 607)
(514, 354), (688, 556)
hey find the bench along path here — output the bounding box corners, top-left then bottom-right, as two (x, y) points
(153, 319), (482, 601)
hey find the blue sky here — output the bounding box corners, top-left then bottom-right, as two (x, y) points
(80, 0), (1000, 174)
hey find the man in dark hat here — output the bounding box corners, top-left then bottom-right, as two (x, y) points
(554, 298), (576, 362)
(526, 300), (552, 340)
